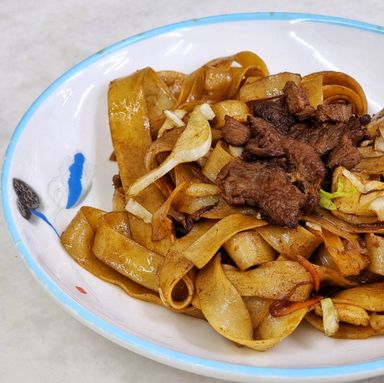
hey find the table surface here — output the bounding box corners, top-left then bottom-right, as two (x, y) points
(1, 1), (384, 382)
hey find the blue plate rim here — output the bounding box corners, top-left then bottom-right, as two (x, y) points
(2, 12), (384, 382)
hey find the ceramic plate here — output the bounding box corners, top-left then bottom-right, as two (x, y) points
(3, 13), (384, 383)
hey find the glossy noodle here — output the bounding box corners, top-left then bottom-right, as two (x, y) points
(61, 51), (384, 351)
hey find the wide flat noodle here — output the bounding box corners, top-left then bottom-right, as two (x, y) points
(142, 68), (177, 134)
(314, 264), (357, 288)
(301, 75), (323, 107)
(243, 297), (272, 329)
(183, 214), (267, 268)
(223, 230), (277, 270)
(61, 207), (202, 318)
(157, 70), (186, 99)
(176, 51), (269, 108)
(332, 282), (384, 311)
(227, 51), (269, 97)
(353, 156), (384, 175)
(159, 221), (215, 310)
(92, 212), (163, 291)
(201, 198), (259, 219)
(304, 208), (384, 235)
(257, 225), (322, 259)
(109, 69), (173, 256)
(223, 261), (312, 301)
(61, 207), (161, 304)
(196, 255), (308, 351)
(151, 182), (188, 241)
(305, 312), (376, 339)
(239, 72), (301, 102)
(202, 140), (234, 182)
(303, 71), (367, 114)
(365, 233), (384, 275)
(320, 229), (369, 276)
(62, 50), (384, 350)
(314, 302), (369, 327)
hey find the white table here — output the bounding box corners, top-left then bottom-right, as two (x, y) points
(1, 1), (383, 382)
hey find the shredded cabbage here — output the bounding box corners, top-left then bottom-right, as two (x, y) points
(319, 178), (357, 211)
(320, 298), (339, 336)
(342, 168), (384, 194)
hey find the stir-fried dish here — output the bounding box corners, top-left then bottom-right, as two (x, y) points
(61, 51), (384, 351)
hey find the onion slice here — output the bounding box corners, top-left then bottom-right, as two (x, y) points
(128, 104), (212, 197)
(125, 198), (153, 224)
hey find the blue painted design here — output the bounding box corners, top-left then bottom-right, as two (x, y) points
(66, 152), (85, 209)
(2, 14), (384, 382)
(29, 209), (60, 237)
(30, 209), (60, 237)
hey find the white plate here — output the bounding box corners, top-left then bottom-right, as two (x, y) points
(2, 13), (384, 383)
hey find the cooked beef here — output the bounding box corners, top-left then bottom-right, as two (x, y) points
(217, 158), (306, 227)
(169, 207), (194, 235)
(327, 135), (362, 169)
(360, 114), (372, 126)
(243, 116), (284, 158)
(243, 115), (326, 210)
(306, 123), (344, 155)
(345, 115), (369, 144)
(288, 122), (345, 156)
(222, 115), (251, 146)
(283, 81), (315, 120)
(282, 138), (326, 185)
(218, 83), (372, 228)
(289, 123), (312, 139)
(249, 97), (295, 133)
(282, 138), (326, 210)
(288, 118), (367, 157)
(316, 104), (353, 123)
(112, 174), (122, 189)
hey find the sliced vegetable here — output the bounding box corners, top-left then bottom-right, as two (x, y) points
(164, 109), (186, 127)
(320, 298), (339, 336)
(199, 103), (216, 120)
(157, 109), (187, 138)
(305, 221), (322, 233)
(319, 178), (357, 211)
(128, 104), (213, 196)
(125, 198), (153, 224)
(228, 145), (244, 157)
(342, 168), (384, 194)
